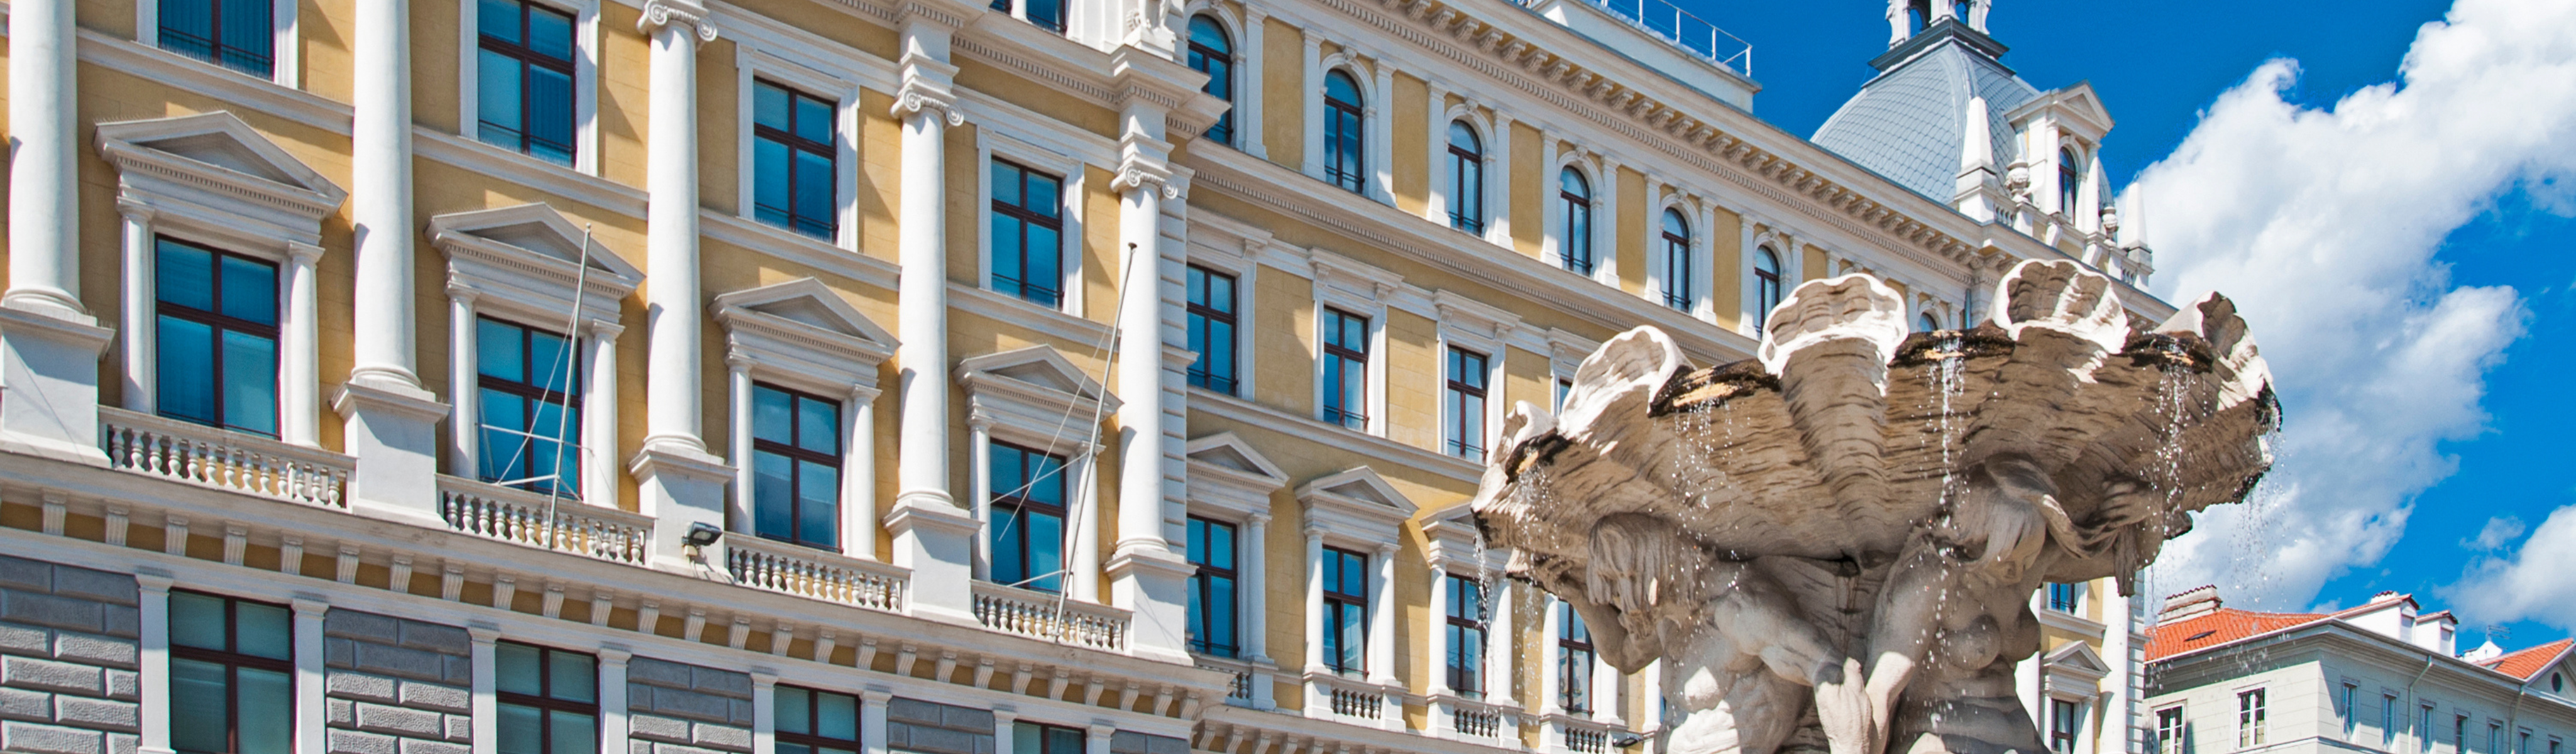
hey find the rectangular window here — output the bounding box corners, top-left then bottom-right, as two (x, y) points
(2421, 706), (2437, 754)
(989, 442), (1068, 594)
(990, 160), (1065, 308)
(774, 686), (859, 754)
(2490, 724), (2502, 754)
(478, 317), (583, 497)
(1555, 378), (1572, 413)
(1558, 603), (1593, 714)
(1186, 266), (1239, 395)
(169, 591), (292, 754)
(2157, 706), (2187, 754)
(156, 238), (280, 437)
(2047, 582), (2083, 613)
(1320, 546), (1368, 676)
(1186, 516), (1238, 657)
(1321, 309), (1370, 430)
(1013, 723), (1083, 754)
(752, 385), (841, 550)
(752, 80), (838, 240)
(2238, 689), (2267, 748)
(2051, 699), (2081, 753)
(1445, 347), (1488, 460)
(2519, 731), (2531, 754)
(1444, 574), (1485, 697)
(477, 0), (578, 165)
(2457, 715), (2469, 754)
(2343, 684), (2359, 736)
(2384, 696), (2399, 746)
(158, 0), (273, 77)
(495, 643), (597, 754)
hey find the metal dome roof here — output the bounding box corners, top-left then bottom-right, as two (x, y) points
(1812, 23), (2039, 202)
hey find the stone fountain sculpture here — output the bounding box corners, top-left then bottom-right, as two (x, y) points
(1470, 260), (2276, 754)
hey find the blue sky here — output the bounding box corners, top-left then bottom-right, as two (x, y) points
(1673, 0), (2576, 646)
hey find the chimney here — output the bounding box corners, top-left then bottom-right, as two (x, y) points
(2159, 585), (2222, 624)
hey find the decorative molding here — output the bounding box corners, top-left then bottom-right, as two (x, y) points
(639, 0), (721, 41)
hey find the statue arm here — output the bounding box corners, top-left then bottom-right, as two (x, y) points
(1534, 566), (1662, 673)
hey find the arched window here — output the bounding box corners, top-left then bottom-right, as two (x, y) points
(1907, 0), (1930, 31)
(1753, 246), (1783, 330)
(1660, 208), (1692, 310)
(2058, 146), (2083, 217)
(1447, 121), (1483, 233)
(1558, 167), (1593, 275)
(1920, 312), (1942, 332)
(1187, 16), (1235, 145)
(1323, 70), (1366, 194)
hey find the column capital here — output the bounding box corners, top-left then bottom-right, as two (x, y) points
(115, 199), (157, 223)
(891, 57), (965, 126)
(639, 0), (718, 43)
(586, 318), (626, 338)
(287, 241), (325, 265)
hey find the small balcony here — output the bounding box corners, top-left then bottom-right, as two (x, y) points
(724, 535), (908, 614)
(100, 407), (353, 508)
(1304, 671), (1402, 731)
(970, 580), (1131, 652)
(437, 475), (652, 566)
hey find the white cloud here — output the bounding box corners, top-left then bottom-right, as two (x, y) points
(2122, 0), (2576, 611)
(2449, 505), (2576, 627)
(2463, 515), (2526, 551)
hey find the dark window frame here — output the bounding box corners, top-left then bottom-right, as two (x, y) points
(1660, 209), (1693, 310)
(1015, 722), (1085, 754)
(989, 441), (1070, 594)
(1559, 167), (1594, 275)
(1321, 545), (1369, 677)
(1321, 309), (1370, 430)
(2047, 582), (2083, 613)
(2050, 697), (2081, 753)
(478, 0), (580, 165)
(1187, 16), (1235, 145)
(1323, 70), (1367, 194)
(1754, 247), (1783, 330)
(168, 590), (293, 754)
(990, 159), (1067, 308)
(477, 316), (583, 497)
(495, 642), (598, 754)
(751, 383), (843, 550)
(1444, 347), (1488, 460)
(158, 0), (275, 77)
(1447, 121), (1484, 233)
(773, 685), (861, 754)
(2059, 146), (2083, 217)
(1557, 603), (1593, 714)
(1443, 574), (1485, 697)
(1186, 515), (1239, 657)
(752, 79), (840, 240)
(155, 237), (280, 437)
(1185, 265), (1239, 395)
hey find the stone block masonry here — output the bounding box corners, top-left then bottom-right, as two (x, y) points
(627, 658), (751, 754)
(0, 556), (140, 754)
(324, 609), (472, 754)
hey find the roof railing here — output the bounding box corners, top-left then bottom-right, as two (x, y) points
(1547, 0), (1753, 77)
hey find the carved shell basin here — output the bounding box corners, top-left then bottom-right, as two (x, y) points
(1471, 260), (2278, 582)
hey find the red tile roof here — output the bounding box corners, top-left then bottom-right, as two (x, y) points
(2480, 638), (2572, 681)
(2145, 607), (2328, 661)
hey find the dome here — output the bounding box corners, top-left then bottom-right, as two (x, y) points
(1812, 25), (2039, 201)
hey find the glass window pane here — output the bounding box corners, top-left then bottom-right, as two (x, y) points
(798, 459), (839, 547)
(795, 151), (835, 234)
(223, 331), (280, 435)
(551, 711), (598, 754)
(496, 643), (542, 695)
(527, 6), (573, 60)
(480, 320), (525, 381)
(480, 0), (520, 42)
(776, 687), (812, 735)
(478, 52), (524, 145)
(755, 138), (791, 226)
(528, 67), (576, 165)
(549, 651), (596, 702)
(169, 658), (229, 754)
(795, 96), (834, 145)
(1208, 522), (1233, 569)
(160, 0), (216, 58)
(1208, 576), (1234, 647)
(798, 392), (839, 455)
(170, 592), (228, 650)
(236, 666), (295, 754)
(1028, 511), (1063, 593)
(754, 386), (793, 444)
(233, 600), (292, 659)
(1027, 175), (1059, 218)
(157, 241), (216, 312)
(754, 452), (795, 541)
(991, 219), (1023, 294)
(158, 316), (217, 425)
(993, 506), (1027, 587)
(755, 82), (790, 130)
(816, 691), (856, 740)
(497, 703), (543, 754)
(529, 329), (573, 395)
(1013, 724), (1043, 754)
(1028, 454), (1064, 506)
(992, 163), (1021, 207)
(219, 254), (278, 325)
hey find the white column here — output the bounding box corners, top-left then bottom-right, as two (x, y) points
(1423, 82), (1450, 226)
(968, 416), (994, 579)
(1241, 512), (1271, 663)
(349, 0), (417, 391)
(1539, 133), (1562, 266)
(1366, 542), (1397, 689)
(1594, 645), (1621, 725)
(1238, 6), (1269, 160)
(1070, 444), (1102, 602)
(1086, 725), (1115, 754)
(1299, 33), (1324, 178)
(448, 288), (482, 475)
(470, 626), (499, 754)
(585, 320), (625, 503)
(6, 0), (79, 318)
(1641, 660), (1663, 736)
(120, 204), (159, 413)
(138, 573), (173, 754)
(729, 359), (756, 533)
(993, 708), (1018, 754)
(282, 244), (323, 446)
(1487, 112), (1513, 247)
(1302, 527), (1325, 671)
(751, 671), (779, 754)
(1489, 578), (1516, 707)
(1369, 61), (1395, 204)
(1108, 139), (1194, 663)
(884, 18), (981, 625)
(860, 691), (891, 754)
(1429, 563), (1454, 695)
(599, 647), (632, 754)
(642, 0), (713, 453)
(1596, 156), (1622, 284)
(842, 387), (880, 560)
(292, 599), (328, 754)
(1540, 596), (1564, 715)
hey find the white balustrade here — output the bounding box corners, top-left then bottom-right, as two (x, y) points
(1453, 704), (1502, 739)
(970, 581), (1131, 651)
(101, 407), (352, 508)
(725, 536), (908, 613)
(1196, 660), (1255, 703)
(438, 476), (650, 565)
(1565, 726), (1609, 754)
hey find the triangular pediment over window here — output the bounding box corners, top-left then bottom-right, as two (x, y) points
(427, 204), (641, 325)
(95, 111), (347, 238)
(428, 204), (646, 283)
(957, 346), (1120, 453)
(1297, 466), (1417, 543)
(955, 346), (1116, 407)
(1186, 433), (1287, 481)
(1185, 433), (1289, 517)
(712, 278), (898, 394)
